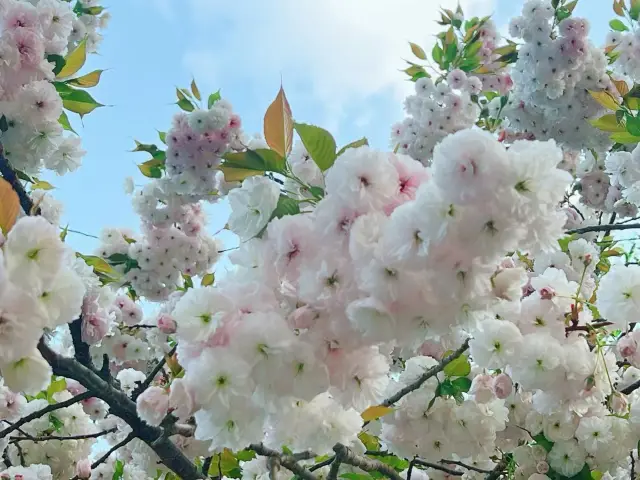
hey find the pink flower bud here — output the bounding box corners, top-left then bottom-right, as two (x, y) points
(618, 335), (637, 359)
(157, 314), (177, 334)
(539, 287), (555, 300)
(66, 379), (86, 396)
(470, 374), (494, 404)
(536, 461), (549, 474)
(610, 392), (629, 415)
(418, 341), (445, 360)
(76, 459), (92, 479)
(492, 373), (513, 399)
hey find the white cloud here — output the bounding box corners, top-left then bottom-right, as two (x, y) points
(183, 0), (497, 128)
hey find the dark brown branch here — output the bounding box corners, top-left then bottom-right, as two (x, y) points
(382, 339), (470, 406)
(621, 378), (640, 395)
(440, 460), (493, 474)
(565, 320), (613, 333)
(10, 427), (117, 443)
(249, 443), (317, 480)
(309, 456), (335, 472)
(0, 391), (92, 439)
(485, 456), (509, 480)
(413, 459), (462, 476)
(332, 444), (403, 480)
(69, 317), (94, 371)
(567, 223), (640, 235)
(0, 143), (37, 215)
(37, 338), (204, 479)
(131, 346), (177, 401)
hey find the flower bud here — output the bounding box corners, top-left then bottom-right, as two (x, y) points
(610, 392), (629, 415)
(157, 314), (177, 334)
(76, 459), (92, 479)
(470, 374), (494, 403)
(492, 373), (513, 399)
(618, 335), (637, 359)
(536, 462), (549, 475)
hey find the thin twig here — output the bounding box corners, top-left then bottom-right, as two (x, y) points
(440, 459), (493, 474)
(10, 427), (117, 444)
(413, 459), (462, 476)
(0, 391), (92, 439)
(70, 432), (136, 480)
(249, 444), (318, 480)
(485, 456), (509, 480)
(310, 456), (336, 472)
(604, 212), (617, 239)
(202, 456), (213, 476)
(565, 320), (614, 333)
(332, 444), (403, 480)
(131, 346), (176, 401)
(622, 378), (640, 395)
(382, 339), (470, 406)
(567, 223), (640, 235)
(631, 451), (635, 480)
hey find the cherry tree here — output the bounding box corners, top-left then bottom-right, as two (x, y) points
(5, 0), (640, 480)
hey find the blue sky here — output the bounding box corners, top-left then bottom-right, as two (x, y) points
(46, 0), (612, 258)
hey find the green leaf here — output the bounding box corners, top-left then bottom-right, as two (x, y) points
(208, 90), (222, 108)
(49, 413), (64, 432)
(555, 6), (571, 20)
(558, 234), (577, 253)
(610, 131), (640, 144)
(337, 137), (369, 157)
(47, 54), (66, 76)
(378, 455), (409, 471)
(60, 224), (69, 242)
(565, 0), (578, 14)
(58, 111), (77, 134)
(158, 131), (167, 144)
(112, 459), (125, 480)
(182, 273), (193, 289)
(201, 273), (215, 287)
(222, 149), (285, 174)
(67, 69), (104, 88)
(293, 123), (337, 171)
(83, 5), (105, 14)
(77, 253), (117, 275)
(236, 450), (256, 462)
(632, 0), (640, 20)
(309, 185), (325, 199)
(46, 377), (66, 402)
(57, 37), (87, 79)
(358, 432), (380, 451)
(138, 159), (164, 178)
(432, 44), (444, 65)
(62, 89), (104, 117)
(31, 180), (55, 191)
(191, 79), (202, 101)
(177, 98), (195, 112)
(610, 19), (629, 31)
(451, 376), (472, 393)
(444, 355), (471, 377)
(132, 141), (159, 154)
(626, 114), (640, 136)
(533, 433), (554, 452)
(272, 195), (301, 219)
(444, 42), (458, 64)
(340, 474), (372, 480)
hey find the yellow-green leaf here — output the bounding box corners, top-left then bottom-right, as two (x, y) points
(613, 79), (630, 97)
(138, 158), (164, 178)
(201, 273), (215, 286)
(493, 44), (517, 56)
(62, 90), (103, 117)
(0, 178), (20, 234)
(337, 137), (369, 157)
(361, 405), (393, 422)
(445, 27), (456, 45)
(76, 253), (116, 275)
(588, 114), (625, 132)
(293, 122), (337, 171)
(409, 42), (427, 60)
(614, 0), (625, 16)
(190, 79), (201, 101)
(56, 38), (87, 79)
(264, 86), (293, 158)
(67, 69), (104, 88)
(31, 180), (55, 191)
(610, 131), (640, 143)
(58, 111), (77, 134)
(219, 165), (262, 183)
(588, 90), (620, 111)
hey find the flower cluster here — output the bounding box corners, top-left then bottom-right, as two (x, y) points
(503, 0), (613, 150)
(0, 216), (85, 395)
(0, 0), (107, 177)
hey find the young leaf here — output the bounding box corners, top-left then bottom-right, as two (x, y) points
(158, 131), (167, 144)
(67, 69), (104, 88)
(56, 37), (87, 79)
(62, 89), (104, 117)
(58, 111), (77, 134)
(201, 273), (215, 287)
(610, 131), (640, 143)
(631, 0), (640, 20)
(77, 253), (116, 275)
(219, 166), (262, 183)
(337, 137), (369, 157)
(443, 354), (471, 377)
(614, 0), (625, 16)
(293, 123), (337, 171)
(361, 405), (393, 422)
(264, 86), (294, 158)
(626, 115), (640, 136)
(138, 159), (164, 178)
(47, 54), (66, 76)
(191, 78), (202, 101)
(588, 90), (620, 111)
(0, 178), (20, 234)
(177, 98), (195, 112)
(432, 44), (444, 65)
(451, 376), (472, 393)
(610, 19), (629, 31)
(31, 180), (55, 191)
(409, 42), (427, 60)
(272, 195), (301, 219)
(588, 114), (625, 132)
(208, 90), (222, 108)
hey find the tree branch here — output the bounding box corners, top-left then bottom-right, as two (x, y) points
(332, 444), (403, 480)
(440, 460), (493, 474)
(413, 459), (462, 476)
(567, 223), (640, 235)
(10, 427), (117, 444)
(131, 345), (177, 401)
(37, 337), (204, 479)
(70, 432), (137, 480)
(485, 456), (509, 480)
(309, 456), (335, 472)
(0, 143), (37, 215)
(621, 378), (640, 395)
(249, 443), (318, 480)
(382, 339), (470, 406)
(69, 317), (95, 371)
(565, 320), (613, 333)
(0, 391), (92, 439)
